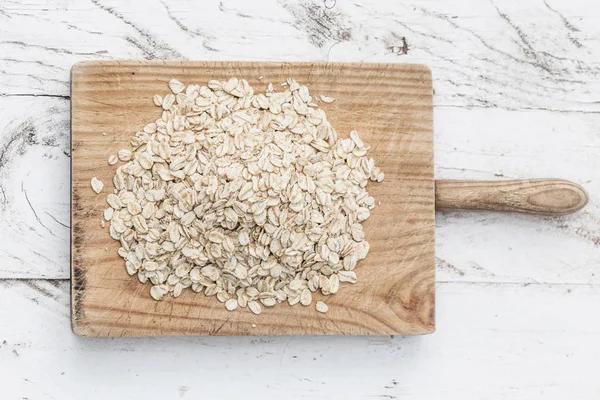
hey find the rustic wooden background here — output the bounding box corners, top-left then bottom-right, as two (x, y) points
(0, 0), (599, 399)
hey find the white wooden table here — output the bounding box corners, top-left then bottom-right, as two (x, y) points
(1, 0), (599, 398)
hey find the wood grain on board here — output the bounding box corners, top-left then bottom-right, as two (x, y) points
(71, 61), (434, 337)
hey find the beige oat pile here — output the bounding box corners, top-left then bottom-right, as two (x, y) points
(101, 77), (383, 314)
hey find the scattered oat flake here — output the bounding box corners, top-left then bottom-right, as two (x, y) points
(316, 301), (328, 313)
(108, 155), (118, 165)
(90, 177), (103, 193)
(320, 95), (335, 103)
(252, 324), (257, 328)
(248, 300), (262, 315)
(102, 132), (107, 136)
(100, 220), (105, 228)
(225, 299), (238, 311)
(117, 149), (131, 161)
(150, 286), (163, 301)
(169, 79), (185, 94)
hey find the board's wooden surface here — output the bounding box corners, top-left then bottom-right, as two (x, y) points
(71, 61), (434, 337)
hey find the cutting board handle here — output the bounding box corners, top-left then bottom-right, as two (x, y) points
(435, 179), (588, 216)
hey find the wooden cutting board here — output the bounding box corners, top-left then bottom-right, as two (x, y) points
(71, 61), (434, 337)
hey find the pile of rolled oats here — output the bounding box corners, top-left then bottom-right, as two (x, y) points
(99, 77), (383, 314)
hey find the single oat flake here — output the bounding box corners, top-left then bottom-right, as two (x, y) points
(319, 95), (335, 103)
(90, 177), (103, 193)
(316, 301), (328, 313)
(102, 77), (384, 315)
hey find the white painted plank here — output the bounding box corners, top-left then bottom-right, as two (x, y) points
(1, 280), (599, 399)
(1, 0), (600, 113)
(1, 0), (598, 279)
(435, 107), (600, 285)
(0, 97), (70, 278)
(1, 97), (597, 281)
